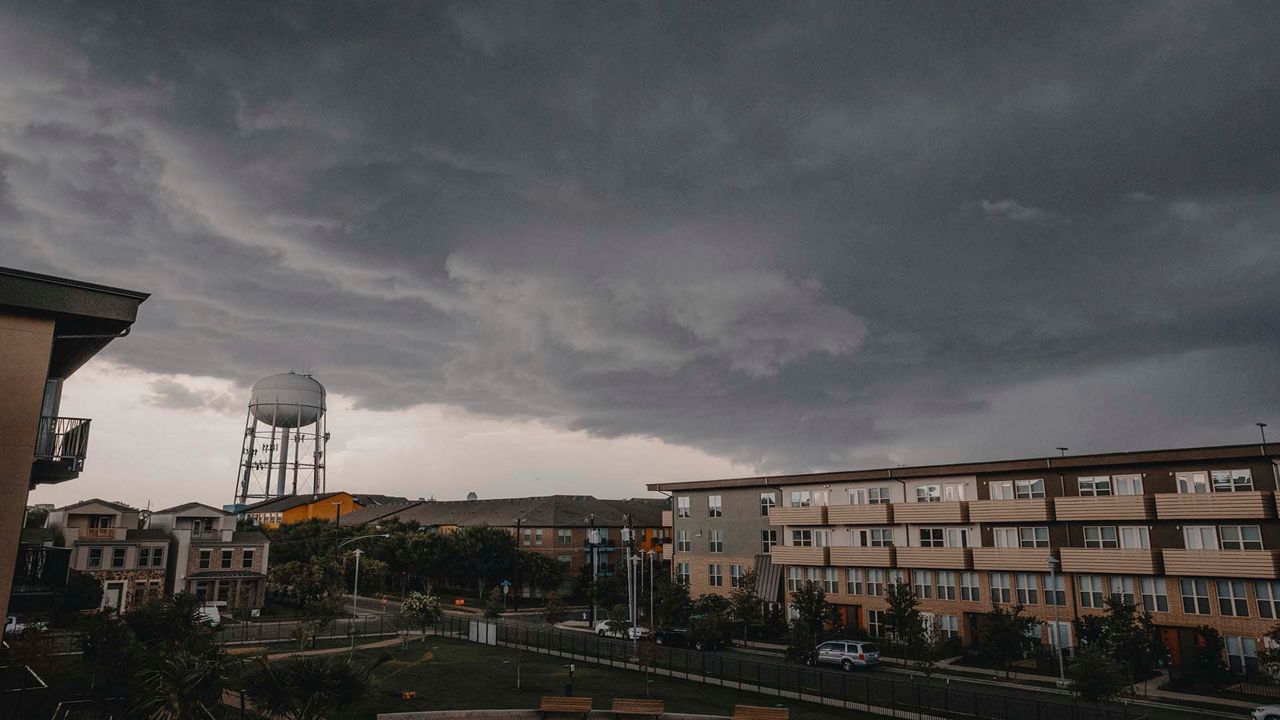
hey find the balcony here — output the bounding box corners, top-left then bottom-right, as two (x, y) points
(1155, 491), (1275, 520)
(896, 547), (971, 569)
(829, 546), (895, 567)
(1058, 548), (1162, 575)
(769, 546), (829, 565)
(892, 501), (968, 524)
(10, 544), (70, 595)
(1053, 495), (1154, 521)
(1162, 549), (1280, 579)
(969, 498), (1053, 523)
(30, 416), (91, 484)
(79, 526), (125, 541)
(827, 504), (893, 525)
(661, 510), (673, 527)
(768, 506), (828, 526)
(971, 547), (1056, 571)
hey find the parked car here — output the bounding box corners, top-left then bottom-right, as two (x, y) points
(4, 616), (45, 638)
(653, 626), (727, 651)
(196, 603), (222, 627)
(808, 639), (881, 670)
(594, 620), (650, 639)
(1252, 705), (1280, 720)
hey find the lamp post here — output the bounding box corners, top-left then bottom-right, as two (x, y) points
(333, 501), (343, 527)
(588, 514), (599, 629)
(1259, 422), (1269, 449)
(337, 533), (390, 656)
(1048, 556), (1066, 686)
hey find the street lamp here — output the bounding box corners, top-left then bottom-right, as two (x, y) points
(338, 533), (390, 656)
(1047, 556), (1066, 686)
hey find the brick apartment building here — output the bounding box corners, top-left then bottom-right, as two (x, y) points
(651, 442), (1280, 674)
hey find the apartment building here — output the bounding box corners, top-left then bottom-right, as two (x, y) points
(47, 499), (169, 612)
(0, 267), (148, 621)
(149, 502), (270, 612)
(651, 442), (1280, 673)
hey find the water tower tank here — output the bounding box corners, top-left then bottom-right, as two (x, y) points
(249, 372), (326, 428)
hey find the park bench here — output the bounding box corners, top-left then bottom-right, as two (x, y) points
(611, 698), (664, 720)
(540, 695), (594, 720)
(733, 705), (789, 720)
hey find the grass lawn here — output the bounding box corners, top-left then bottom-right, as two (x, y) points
(329, 637), (873, 720)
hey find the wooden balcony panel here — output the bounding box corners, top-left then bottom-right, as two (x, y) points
(1161, 549), (1280, 579)
(896, 547), (971, 569)
(768, 506), (829, 526)
(827, 504), (893, 525)
(971, 547), (1056, 572)
(892, 501), (969, 524)
(828, 547), (895, 568)
(1053, 495), (1155, 521)
(1058, 548), (1162, 575)
(968, 499), (1053, 523)
(769, 546), (830, 566)
(1154, 492), (1275, 520)
(661, 510), (672, 527)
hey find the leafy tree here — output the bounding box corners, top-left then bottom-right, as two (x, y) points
(123, 592), (220, 656)
(1188, 625), (1232, 688)
(394, 532), (453, 592)
(452, 526), (519, 598)
(884, 581), (925, 646)
(265, 519), (356, 565)
(1069, 644), (1129, 703)
(975, 605), (1039, 677)
(605, 603), (633, 636)
(270, 558), (345, 606)
(344, 553), (390, 596)
(688, 594), (733, 649)
(400, 591), (443, 642)
(1072, 593), (1156, 685)
(785, 581), (830, 664)
(1259, 624), (1280, 677)
(729, 569), (763, 639)
(521, 551), (569, 594)
(24, 507), (48, 528)
(52, 570), (103, 625)
(485, 585), (507, 618)
(653, 574), (692, 627)
(242, 655), (386, 720)
(543, 593), (568, 624)
(78, 611), (137, 692)
(130, 651), (227, 720)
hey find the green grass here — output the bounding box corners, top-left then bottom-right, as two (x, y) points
(330, 637), (873, 720)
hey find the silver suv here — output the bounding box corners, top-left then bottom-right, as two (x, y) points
(813, 640), (881, 670)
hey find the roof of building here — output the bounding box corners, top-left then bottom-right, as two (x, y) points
(351, 493), (410, 506)
(231, 531), (270, 544)
(647, 441), (1280, 492)
(337, 500), (425, 527)
(241, 492), (351, 514)
(125, 529), (170, 541)
(54, 498), (136, 513)
(152, 502), (231, 516)
(344, 495), (666, 529)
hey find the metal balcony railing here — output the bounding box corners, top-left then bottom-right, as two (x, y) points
(81, 527), (119, 539)
(33, 416), (92, 470)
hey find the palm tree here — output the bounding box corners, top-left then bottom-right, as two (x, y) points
(129, 651), (228, 720)
(241, 654), (386, 720)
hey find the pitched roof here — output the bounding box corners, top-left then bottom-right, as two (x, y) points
(241, 492), (349, 514)
(152, 501), (231, 516)
(345, 495), (666, 529)
(125, 528), (170, 541)
(231, 530), (270, 544)
(351, 493), (409, 506)
(54, 498), (136, 513)
(337, 500), (425, 527)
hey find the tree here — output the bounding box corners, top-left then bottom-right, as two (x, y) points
(884, 581), (925, 648)
(265, 519), (356, 565)
(1259, 624), (1280, 678)
(605, 603), (633, 636)
(123, 592), (220, 656)
(975, 605), (1039, 677)
(485, 586), (507, 618)
(400, 591), (443, 643)
(1072, 593), (1156, 685)
(452, 526), (519, 599)
(52, 570), (103, 625)
(78, 611), (137, 692)
(652, 574), (692, 628)
(270, 558), (345, 607)
(521, 551), (569, 595)
(1188, 625), (1232, 689)
(729, 570), (763, 639)
(543, 593), (568, 624)
(785, 581), (830, 664)
(688, 594), (733, 649)
(242, 655), (385, 720)
(345, 553), (390, 596)
(130, 651), (227, 720)
(24, 507), (48, 529)
(1069, 644), (1130, 703)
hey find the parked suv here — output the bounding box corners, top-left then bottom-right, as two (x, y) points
(810, 640), (880, 670)
(654, 626), (726, 651)
(594, 620), (650, 639)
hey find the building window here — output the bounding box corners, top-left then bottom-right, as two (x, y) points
(1120, 526), (1150, 549)
(1217, 580), (1249, 617)
(992, 478), (1045, 500)
(990, 572), (1012, 604)
(822, 567), (839, 594)
(946, 528), (969, 548)
(938, 615), (960, 640)
(859, 528), (894, 547)
(919, 528), (944, 548)
(676, 530), (690, 552)
(1212, 469), (1254, 493)
(759, 492), (777, 516)
(787, 567), (803, 592)
(1018, 526), (1049, 548)
(1176, 471), (1210, 494)
(789, 490), (812, 507)
(708, 495), (722, 518)
(730, 564), (744, 588)
(847, 568), (864, 595)
(866, 569), (885, 596)
(138, 547), (152, 566)
(761, 530), (778, 553)
(242, 549), (255, 569)
(198, 549), (211, 569)
(1257, 581), (1280, 619)
(1078, 476), (1112, 496)
(1046, 621), (1072, 650)
(867, 610), (885, 637)
(1183, 525), (1218, 550)
(960, 572), (980, 602)
(534, 529), (544, 546)
(709, 564), (723, 587)
(1140, 577), (1169, 612)
(522, 528), (532, 546)
(913, 570), (934, 600)
(1079, 575), (1104, 608)
(1113, 474), (1143, 495)
(1179, 578), (1211, 614)
(709, 530), (723, 553)
(916, 485), (941, 503)
(558, 528), (573, 545)
(87, 548), (103, 569)
(1226, 636), (1259, 675)
(1043, 573), (1066, 606)
(792, 529), (814, 547)
(936, 571), (957, 600)
(111, 547), (127, 569)
(1083, 526), (1118, 548)
(850, 487), (891, 505)
(676, 563), (689, 585)
(1220, 525), (1263, 550)
(221, 549), (233, 569)
(1109, 576), (1135, 605)
(1016, 573), (1038, 604)
(993, 528), (1017, 548)
(676, 496), (690, 518)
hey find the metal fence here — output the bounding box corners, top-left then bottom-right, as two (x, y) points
(431, 615), (1142, 720)
(215, 613), (400, 645)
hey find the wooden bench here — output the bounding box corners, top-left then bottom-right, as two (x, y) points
(611, 698), (664, 720)
(733, 705), (789, 720)
(540, 696), (593, 720)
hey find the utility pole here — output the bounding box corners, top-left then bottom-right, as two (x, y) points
(648, 550), (654, 624)
(589, 513), (598, 629)
(1259, 422), (1269, 451)
(350, 548), (362, 657)
(513, 516), (523, 612)
(1048, 556), (1065, 686)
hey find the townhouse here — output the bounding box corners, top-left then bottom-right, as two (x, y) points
(651, 442), (1280, 674)
(149, 502), (270, 612)
(47, 499), (169, 612)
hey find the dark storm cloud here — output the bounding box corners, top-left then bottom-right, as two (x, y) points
(2, 1), (1279, 470)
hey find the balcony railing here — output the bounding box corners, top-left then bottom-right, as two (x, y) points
(1161, 549), (1280, 579)
(1053, 495), (1155, 521)
(896, 547), (971, 569)
(892, 501), (969, 524)
(827, 504), (892, 525)
(11, 544), (70, 594)
(1058, 548), (1161, 574)
(80, 527), (120, 540)
(971, 547), (1057, 571)
(828, 546), (895, 567)
(1154, 491), (1275, 520)
(769, 546), (829, 565)
(31, 416), (92, 483)
(768, 506), (828, 526)
(968, 498), (1054, 523)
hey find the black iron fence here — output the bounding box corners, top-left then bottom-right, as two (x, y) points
(430, 615), (1143, 720)
(216, 613), (400, 645)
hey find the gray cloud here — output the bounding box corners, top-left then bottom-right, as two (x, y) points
(144, 379), (242, 415)
(1, 2), (1279, 472)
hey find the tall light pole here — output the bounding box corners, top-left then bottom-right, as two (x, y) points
(338, 533), (390, 656)
(1259, 422), (1269, 450)
(333, 501), (343, 527)
(1048, 556), (1065, 686)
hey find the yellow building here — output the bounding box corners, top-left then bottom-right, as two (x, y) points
(241, 492), (407, 529)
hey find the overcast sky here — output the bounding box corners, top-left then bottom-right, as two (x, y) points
(4, 2), (1278, 510)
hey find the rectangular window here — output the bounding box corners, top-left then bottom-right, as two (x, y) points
(989, 481), (1014, 500)
(676, 496), (690, 517)
(792, 529), (814, 547)
(913, 570), (934, 599)
(709, 564), (723, 587)
(730, 565), (744, 588)
(1120, 526), (1150, 550)
(943, 483), (967, 501)
(960, 572), (980, 602)
(558, 555), (572, 566)
(867, 610), (885, 637)
(790, 490), (812, 507)
(1257, 581), (1280, 619)
(1019, 527), (1050, 548)
(1079, 575), (1104, 608)
(938, 615), (960, 640)
(1226, 636), (1259, 675)
(1113, 474), (1143, 495)
(761, 530), (778, 553)
(1140, 577), (1170, 612)
(990, 572), (1012, 604)
(198, 549), (211, 569)
(993, 528), (1017, 548)
(1016, 479), (1045, 499)
(1217, 579), (1249, 617)
(848, 486), (891, 505)
(242, 549), (254, 569)
(111, 547), (127, 568)
(786, 567), (802, 591)
(1015, 573), (1039, 604)
(534, 529), (544, 546)
(859, 528), (894, 547)
(558, 528), (573, 545)
(1180, 578), (1211, 614)
(87, 548), (103, 569)
(866, 569), (885, 596)
(760, 492), (777, 516)
(523, 528), (532, 546)
(1220, 525), (1263, 550)
(676, 529), (690, 552)
(138, 547), (152, 566)
(1043, 573), (1066, 606)
(1176, 472), (1210, 494)
(916, 485), (941, 503)
(708, 495), (722, 518)
(1109, 576), (1135, 606)
(822, 567), (840, 594)
(1212, 469), (1254, 493)
(676, 563), (689, 585)
(919, 528), (944, 548)
(709, 530), (723, 553)
(936, 571), (957, 600)
(1083, 526), (1118, 548)
(805, 567), (820, 586)
(847, 568), (864, 595)
(946, 528), (969, 548)
(1078, 476), (1112, 496)
(1047, 621), (1072, 650)
(220, 549), (233, 569)
(1183, 525), (1218, 550)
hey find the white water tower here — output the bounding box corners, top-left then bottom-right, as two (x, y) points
(233, 372), (329, 506)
